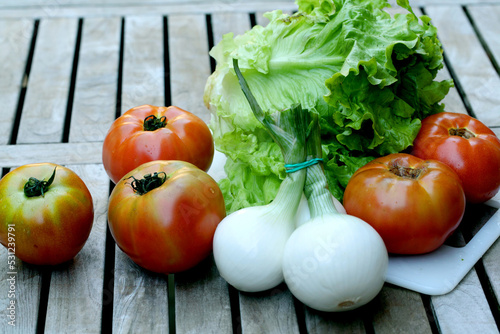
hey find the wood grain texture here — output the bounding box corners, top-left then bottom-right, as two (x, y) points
(467, 5), (500, 70)
(0, 2), (499, 333)
(112, 251), (170, 333)
(121, 15), (165, 113)
(0, 256), (43, 334)
(69, 17), (121, 143)
(431, 269), (497, 334)
(168, 13), (232, 334)
(174, 257), (232, 334)
(0, 3), (298, 20)
(0, 0), (496, 11)
(0, 0), (296, 6)
(17, 17), (78, 144)
(44, 164), (109, 334)
(425, 201), (499, 334)
(239, 285), (300, 334)
(111, 14), (170, 333)
(167, 13), (211, 122)
(0, 18), (33, 145)
(483, 236), (500, 308)
(371, 286), (433, 334)
(211, 12), (251, 46)
(425, 5), (500, 127)
(0, 142), (102, 168)
(304, 305), (366, 334)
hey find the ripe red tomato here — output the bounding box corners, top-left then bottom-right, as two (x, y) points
(411, 112), (500, 203)
(102, 105), (214, 183)
(0, 163), (94, 265)
(343, 153), (465, 254)
(107, 160), (226, 274)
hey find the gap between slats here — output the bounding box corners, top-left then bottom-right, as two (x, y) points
(421, 7), (500, 332)
(463, 5), (500, 134)
(9, 20), (39, 146)
(421, 5), (477, 120)
(5, 8), (499, 334)
(61, 18), (83, 143)
(100, 17), (124, 334)
(420, 6), (500, 332)
(463, 6), (500, 78)
(3, 17), (85, 333)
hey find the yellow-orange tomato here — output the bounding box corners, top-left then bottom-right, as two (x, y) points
(0, 163), (94, 265)
(102, 105), (214, 183)
(107, 160), (226, 274)
(343, 153), (465, 255)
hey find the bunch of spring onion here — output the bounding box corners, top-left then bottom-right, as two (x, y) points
(282, 111), (388, 312)
(213, 59), (388, 311)
(212, 59), (310, 292)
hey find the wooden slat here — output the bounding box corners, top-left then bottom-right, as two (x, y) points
(211, 12), (251, 45)
(17, 17), (78, 144)
(0, 2), (299, 19)
(121, 15), (165, 113)
(421, 9), (500, 329)
(112, 14), (170, 333)
(174, 257), (232, 334)
(167, 13), (211, 122)
(371, 286), (433, 333)
(0, 0), (296, 6)
(467, 5), (500, 69)
(42, 18), (119, 331)
(426, 211), (497, 334)
(167, 12), (232, 333)
(0, 142), (102, 168)
(112, 254), (170, 333)
(304, 306), (366, 334)
(44, 164), (109, 333)
(2, 0), (499, 18)
(0, 18), (33, 145)
(436, 65), (469, 115)
(210, 13), (301, 333)
(425, 5), (500, 127)
(483, 127), (500, 302)
(431, 269), (497, 333)
(0, 255), (43, 333)
(69, 17), (121, 143)
(0, 3), (498, 334)
(239, 286), (300, 334)
(483, 238), (500, 312)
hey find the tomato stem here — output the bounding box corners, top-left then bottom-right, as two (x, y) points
(449, 127), (475, 139)
(389, 163), (422, 179)
(24, 167), (57, 197)
(128, 172), (167, 195)
(143, 115), (167, 131)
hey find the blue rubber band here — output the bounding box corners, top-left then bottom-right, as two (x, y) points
(284, 158), (323, 173)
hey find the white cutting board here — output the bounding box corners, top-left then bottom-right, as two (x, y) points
(207, 151), (500, 296)
(385, 198), (500, 295)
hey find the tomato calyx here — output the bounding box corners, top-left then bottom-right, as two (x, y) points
(388, 162), (423, 180)
(128, 172), (167, 195)
(24, 167), (57, 198)
(449, 127), (475, 139)
(143, 115), (167, 131)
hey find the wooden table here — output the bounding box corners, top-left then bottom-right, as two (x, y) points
(1, 0), (499, 333)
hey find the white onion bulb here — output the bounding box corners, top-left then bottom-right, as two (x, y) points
(283, 213), (388, 312)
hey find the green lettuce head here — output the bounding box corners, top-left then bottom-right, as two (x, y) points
(204, 0), (453, 213)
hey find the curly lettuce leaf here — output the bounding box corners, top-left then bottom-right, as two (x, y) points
(204, 0), (453, 213)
